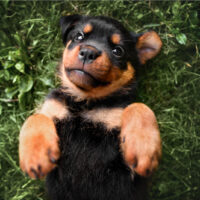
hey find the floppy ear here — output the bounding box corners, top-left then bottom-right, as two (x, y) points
(60, 14), (82, 45)
(135, 31), (162, 64)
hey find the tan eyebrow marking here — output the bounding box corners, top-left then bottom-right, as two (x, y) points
(83, 24), (93, 33)
(111, 34), (121, 44)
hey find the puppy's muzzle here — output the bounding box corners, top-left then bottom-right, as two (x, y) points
(79, 46), (101, 64)
(64, 45), (110, 91)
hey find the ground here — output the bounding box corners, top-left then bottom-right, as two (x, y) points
(0, 1), (200, 200)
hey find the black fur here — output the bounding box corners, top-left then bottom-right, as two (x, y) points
(46, 90), (148, 200)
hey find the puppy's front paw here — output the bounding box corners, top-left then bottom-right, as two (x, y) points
(19, 114), (60, 179)
(120, 103), (161, 177)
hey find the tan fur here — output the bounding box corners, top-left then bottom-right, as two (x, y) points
(66, 40), (72, 48)
(120, 103), (161, 177)
(83, 24), (93, 33)
(83, 108), (123, 130)
(60, 62), (135, 100)
(19, 114), (60, 179)
(111, 34), (121, 44)
(63, 45), (80, 68)
(63, 46), (121, 83)
(37, 99), (69, 120)
(136, 31), (162, 64)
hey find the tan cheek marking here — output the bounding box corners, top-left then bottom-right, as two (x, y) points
(85, 62), (135, 99)
(90, 52), (111, 73)
(105, 65), (123, 82)
(63, 45), (80, 67)
(37, 99), (69, 120)
(83, 108), (124, 130)
(111, 34), (121, 44)
(83, 24), (93, 33)
(59, 63), (85, 101)
(121, 62), (135, 81)
(88, 52), (113, 81)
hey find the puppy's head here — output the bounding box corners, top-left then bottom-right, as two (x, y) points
(59, 15), (162, 100)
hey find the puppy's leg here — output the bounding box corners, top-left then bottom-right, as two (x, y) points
(120, 103), (161, 177)
(19, 99), (68, 179)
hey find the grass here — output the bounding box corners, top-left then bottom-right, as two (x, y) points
(0, 1), (200, 200)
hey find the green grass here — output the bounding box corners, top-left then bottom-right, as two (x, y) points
(0, 1), (199, 200)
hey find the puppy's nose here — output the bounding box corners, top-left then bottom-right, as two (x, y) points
(79, 48), (101, 64)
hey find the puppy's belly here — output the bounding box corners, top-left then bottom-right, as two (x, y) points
(56, 116), (123, 173)
(46, 117), (147, 200)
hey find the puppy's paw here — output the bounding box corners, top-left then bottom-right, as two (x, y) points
(120, 103), (161, 177)
(19, 114), (60, 179)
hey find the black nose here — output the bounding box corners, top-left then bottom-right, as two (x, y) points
(79, 48), (101, 64)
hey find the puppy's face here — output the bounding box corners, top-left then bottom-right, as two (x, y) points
(59, 15), (162, 99)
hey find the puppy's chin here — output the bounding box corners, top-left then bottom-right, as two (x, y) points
(66, 69), (108, 91)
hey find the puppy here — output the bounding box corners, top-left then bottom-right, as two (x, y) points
(19, 15), (162, 200)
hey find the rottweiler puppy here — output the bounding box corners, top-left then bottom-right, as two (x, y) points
(19, 15), (162, 200)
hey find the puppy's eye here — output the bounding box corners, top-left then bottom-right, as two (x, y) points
(112, 46), (124, 58)
(74, 32), (84, 42)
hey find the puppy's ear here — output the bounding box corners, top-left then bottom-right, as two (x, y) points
(60, 14), (82, 45)
(133, 31), (162, 64)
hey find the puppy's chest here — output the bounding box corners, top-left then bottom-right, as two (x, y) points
(56, 107), (123, 145)
(62, 104), (124, 132)
(55, 107), (123, 171)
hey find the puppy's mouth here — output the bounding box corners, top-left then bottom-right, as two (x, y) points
(66, 69), (109, 90)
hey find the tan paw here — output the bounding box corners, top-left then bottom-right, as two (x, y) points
(19, 114), (60, 179)
(120, 103), (161, 177)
